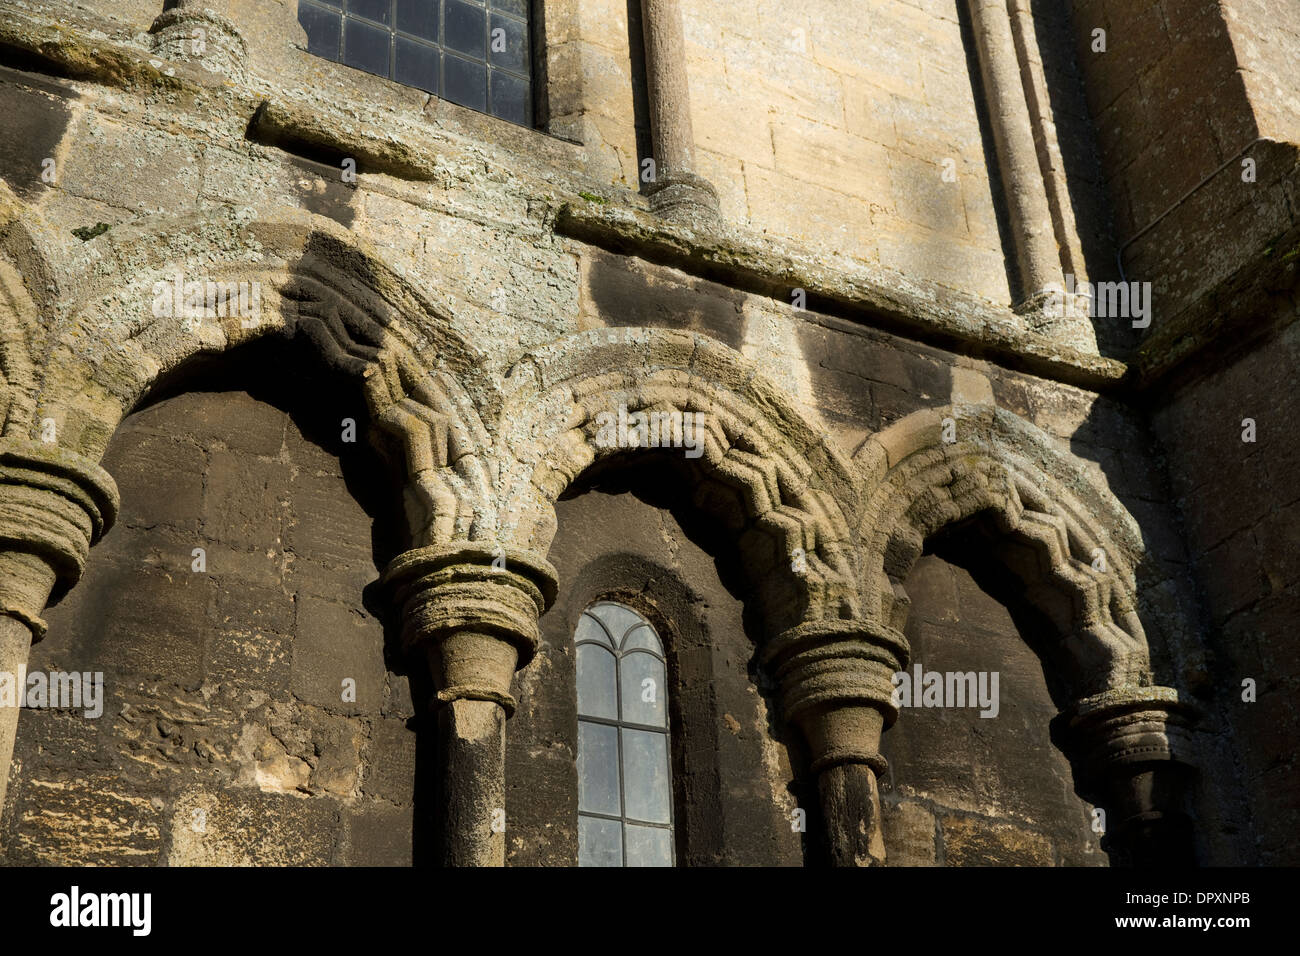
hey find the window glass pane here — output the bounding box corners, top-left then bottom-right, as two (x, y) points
(489, 13), (528, 74)
(621, 624), (662, 655)
(625, 824), (673, 867)
(298, 0), (531, 127)
(299, 3), (342, 58)
(343, 16), (391, 76)
(577, 720), (621, 816)
(576, 643), (617, 720)
(591, 603), (644, 648)
(621, 728), (671, 824)
(444, 53), (487, 111)
(445, 0), (486, 57)
(394, 36), (439, 92)
(489, 70), (529, 127)
(619, 652), (666, 727)
(348, 0), (392, 26)
(395, 0), (438, 41)
(574, 613), (611, 647)
(579, 815), (623, 867)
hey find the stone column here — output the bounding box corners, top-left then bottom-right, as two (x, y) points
(383, 542), (557, 867)
(639, 0), (720, 222)
(762, 620), (910, 866)
(149, 1), (248, 80)
(965, 0), (1070, 319)
(0, 440), (118, 812)
(1053, 687), (1199, 866)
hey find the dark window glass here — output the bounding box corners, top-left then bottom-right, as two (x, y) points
(348, 0), (391, 26)
(395, 36), (440, 93)
(576, 602), (674, 867)
(299, 3), (342, 58)
(297, 0), (533, 128)
(395, 0), (438, 42)
(444, 53), (487, 112)
(489, 13), (527, 74)
(343, 15), (391, 76)
(445, 0), (486, 58)
(490, 70), (529, 126)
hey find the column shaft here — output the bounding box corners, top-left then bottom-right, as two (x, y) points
(966, 0), (1062, 305)
(439, 698), (508, 867)
(0, 616), (32, 813)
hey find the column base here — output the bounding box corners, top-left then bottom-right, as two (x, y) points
(646, 171), (721, 224)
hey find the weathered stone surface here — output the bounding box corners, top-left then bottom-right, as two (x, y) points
(0, 0), (1292, 870)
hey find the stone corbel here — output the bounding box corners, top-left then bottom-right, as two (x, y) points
(0, 440), (119, 812)
(382, 542), (557, 867)
(1053, 686), (1199, 866)
(762, 619), (910, 866)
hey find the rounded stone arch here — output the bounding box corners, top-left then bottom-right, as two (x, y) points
(494, 327), (863, 639)
(9, 205), (507, 549)
(854, 402), (1160, 703)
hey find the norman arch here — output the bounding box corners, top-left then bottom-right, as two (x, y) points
(493, 326), (863, 639)
(852, 403), (1200, 865)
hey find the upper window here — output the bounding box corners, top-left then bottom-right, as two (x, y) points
(297, 0), (532, 127)
(575, 602), (675, 867)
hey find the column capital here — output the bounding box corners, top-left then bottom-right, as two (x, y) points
(381, 542), (558, 716)
(1053, 685), (1199, 780)
(0, 439), (118, 638)
(1052, 685), (1200, 864)
(762, 619), (909, 775)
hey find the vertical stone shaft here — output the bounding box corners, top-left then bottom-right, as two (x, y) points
(966, 0), (1062, 304)
(638, 0), (720, 219)
(640, 0), (697, 180)
(439, 697), (508, 866)
(807, 704), (890, 866)
(818, 763), (886, 867)
(383, 543), (557, 867)
(763, 620), (909, 867)
(1006, 0), (1089, 285)
(0, 615), (34, 811)
(0, 442), (118, 813)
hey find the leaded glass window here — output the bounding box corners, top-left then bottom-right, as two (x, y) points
(576, 602), (675, 866)
(297, 0), (532, 127)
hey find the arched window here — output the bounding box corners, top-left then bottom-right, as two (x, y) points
(575, 601), (674, 866)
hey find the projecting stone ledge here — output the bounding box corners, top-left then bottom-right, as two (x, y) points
(555, 199), (1131, 393)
